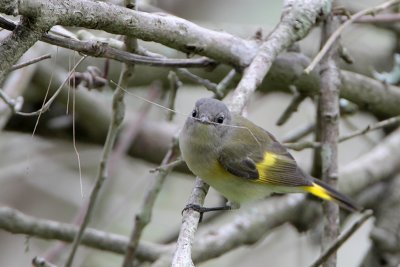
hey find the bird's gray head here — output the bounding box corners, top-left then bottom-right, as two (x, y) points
(183, 98), (232, 141)
(192, 98), (231, 124)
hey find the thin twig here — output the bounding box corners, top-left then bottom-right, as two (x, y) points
(284, 140), (320, 151)
(282, 123), (315, 143)
(149, 159), (184, 173)
(10, 54), (51, 71)
(276, 89), (306, 126)
(64, 62), (127, 267)
(120, 2), (156, 265)
(354, 13), (400, 23)
(176, 68), (237, 99)
(167, 71), (182, 121)
(309, 210), (373, 267)
(283, 115), (400, 151)
(0, 89), (21, 113)
(122, 137), (180, 267)
(340, 115), (400, 142)
(176, 68), (218, 93)
(15, 55), (87, 116)
(215, 69), (238, 99)
(305, 0), (400, 74)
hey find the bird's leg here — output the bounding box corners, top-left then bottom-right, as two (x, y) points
(182, 201), (239, 222)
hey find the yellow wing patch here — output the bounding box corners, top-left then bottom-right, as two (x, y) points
(302, 182), (333, 201)
(255, 152), (277, 173)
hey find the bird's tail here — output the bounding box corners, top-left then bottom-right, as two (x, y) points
(303, 178), (360, 212)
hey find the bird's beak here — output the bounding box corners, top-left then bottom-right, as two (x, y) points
(199, 115), (210, 124)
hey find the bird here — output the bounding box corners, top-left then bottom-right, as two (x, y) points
(179, 98), (359, 214)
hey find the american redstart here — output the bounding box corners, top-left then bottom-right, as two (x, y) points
(179, 98), (359, 213)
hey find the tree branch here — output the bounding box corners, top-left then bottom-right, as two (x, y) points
(229, 0), (331, 113)
(122, 137), (180, 266)
(9, 54), (51, 71)
(0, 0), (258, 67)
(65, 64), (127, 267)
(0, 17), (216, 68)
(0, 16), (52, 84)
(0, 207), (170, 261)
(310, 210), (373, 267)
(305, 0), (400, 74)
(2, 12), (400, 118)
(318, 14), (341, 267)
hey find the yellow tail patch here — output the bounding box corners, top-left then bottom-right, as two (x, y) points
(303, 182), (333, 201)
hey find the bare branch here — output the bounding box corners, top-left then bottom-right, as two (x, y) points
(317, 13), (341, 267)
(215, 69), (238, 99)
(276, 89), (306, 126)
(2, 14), (400, 118)
(0, 0), (258, 67)
(9, 54), (51, 71)
(340, 115), (400, 142)
(167, 72), (182, 121)
(229, 0), (331, 113)
(172, 179), (210, 267)
(15, 56), (87, 116)
(65, 63), (127, 267)
(0, 207), (170, 261)
(310, 210), (373, 267)
(122, 137), (180, 267)
(284, 140), (320, 151)
(0, 17), (216, 68)
(0, 16), (52, 84)
(282, 122), (315, 143)
(284, 115), (400, 151)
(305, 0), (400, 74)
(354, 13), (400, 23)
(0, 46), (48, 130)
(176, 69), (218, 93)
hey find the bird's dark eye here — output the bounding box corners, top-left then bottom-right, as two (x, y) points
(216, 116), (224, 124)
(192, 109), (197, 118)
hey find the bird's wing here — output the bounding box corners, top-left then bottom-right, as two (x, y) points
(218, 136), (312, 187)
(218, 151), (259, 179)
